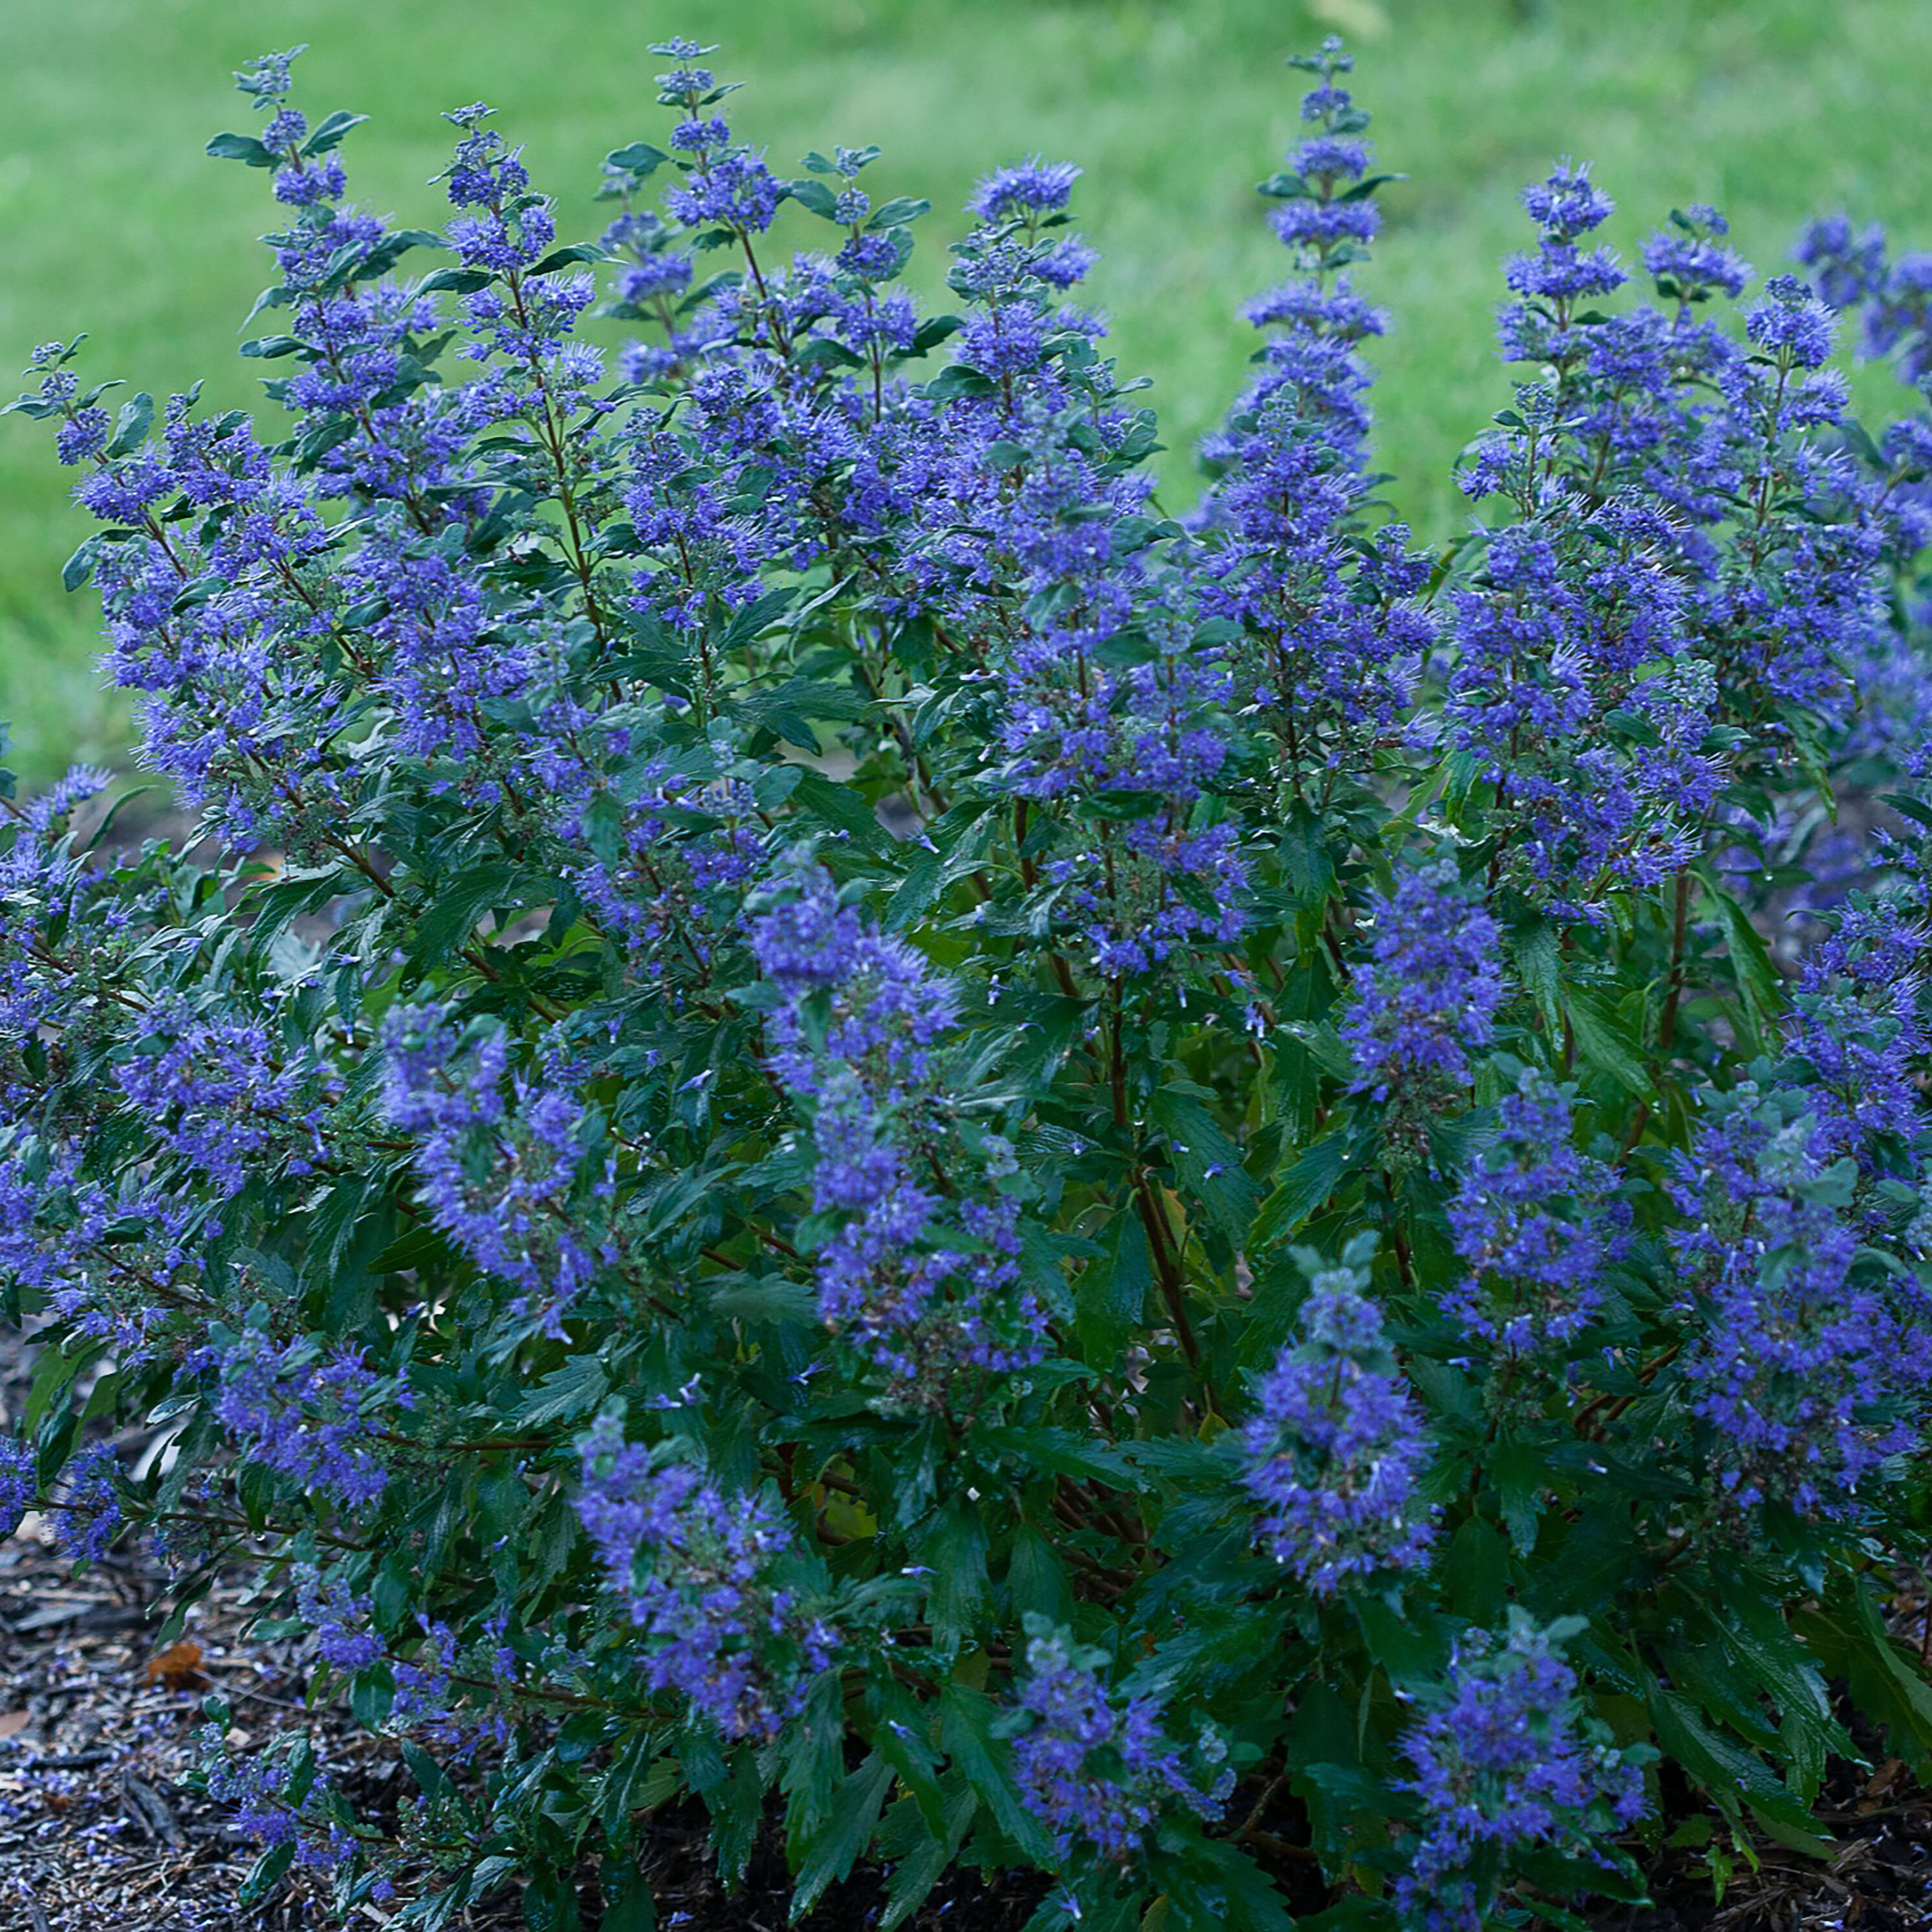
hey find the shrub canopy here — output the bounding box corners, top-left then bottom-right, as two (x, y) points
(5, 35), (1932, 1931)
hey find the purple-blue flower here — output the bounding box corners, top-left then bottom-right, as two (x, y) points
(1667, 1087), (1932, 1514)
(0, 1437), (37, 1539)
(969, 158), (1082, 223)
(1394, 1615), (1648, 1929)
(380, 1008), (604, 1335)
(575, 1414), (824, 1739)
(1239, 1259), (1437, 1593)
(1445, 1069), (1628, 1356)
(1642, 206), (1753, 306)
(49, 1440), (122, 1562)
(1337, 859), (1506, 1115)
(194, 1327), (400, 1511)
(751, 882), (1046, 1398)
(1011, 1624), (1232, 1863)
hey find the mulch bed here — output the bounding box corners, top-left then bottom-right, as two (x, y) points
(3, 1312), (1930, 1930)
(8, 1526), (1929, 1932)
(0, 1523), (367, 1932)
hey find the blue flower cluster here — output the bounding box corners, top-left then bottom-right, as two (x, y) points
(113, 997), (330, 1195)
(1011, 1622), (1232, 1864)
(1393, 1615), (1647, 1930)
(195, 1723), (342, 1870)
(1238, 1245), (1437, 1593)
(574, 1413), (826, 1738)
(1788, 896), (1929, 1160)
(6, 26), (1932, 1929)
(1337, 858), (1507, 1163)
(1668, 1087), (1932, 1514)
(1193, 39), (1432, 793)
(193, 1324), (402, 1512)
(1799, 213), (1932, 384)
(751, 883), (1044, 1400)
(0, 1436), (33, 1538)
(380, 1007), (609, 1337)
(1444, 1068), (1627, 1359)
(49, 1440), (122, 1562)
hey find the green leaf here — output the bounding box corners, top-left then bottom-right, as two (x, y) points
(105, 391), (154, 458)
(781, 1670), (849, 1845)
(718, 585), (799, 651)
(922, 1497), (988, 1644)
(793, 337), (863, 372)
(786, 177), (840, 220)
(1488, 1438), (1550, 1554)
(515, 1354), (611, 1428)
(598, 1859), (657, 1932)
(1187, 1837), (1299, 1931)
(1508, 919), (1563, 1034)
(938, 1683), (1054, 1862)
(1704, 883), (1784, 1039)
(361, 228), (448, 275)
(1003, 1521), (1074, 1626)
(245, 865), (359, 945)
(1701, 1582), (1837, 1740)
(868, 1681), (948, 1833)
(1515, 1844), (1649, 1906)
(302, 110), (369, 157)
(790, 1753), (892, 1918)
(922, 365), (995, 402)
(599, 1733), (677, 1838)
(420, 267), (495, 295)
(1797, 1589), (1932, 1768)
(1565, 987), (1650, 1096)
(1516, 1512), (1632, 1620)
(238, 1839), (295, 1904)
(705, 1274), (815, 1325)
(1647, 1680), (1831, 1850)
(1252, 1133), (1354, 1251)
(1149, 1089), (1260, 1248)
(403, 861), (538, 975)
(530, 243), (608, 275)
(878, 1786), (975, 1932)
(1077, 1210), (1151, 1359)
(1438, 1513), (1510, 1624)
(206, 131), (277, 168)
(1352, 1592), (1447, 1690)
(984, 1426), (1133, 1489)
(522, 1869), (584, 1932)
(910, 313), (964, 356)
(366, 1222), (458, 1276)
(730, 675), (869, 751)
(25, 1338), (101, 1435)
(606, 142), (669, 178)
(62, 534), (104, 593)
(786, 766), (896, 857)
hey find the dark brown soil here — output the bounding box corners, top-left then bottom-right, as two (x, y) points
(3, 1324), (1930, 1931)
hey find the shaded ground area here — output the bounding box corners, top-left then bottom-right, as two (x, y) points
(1611, 1759), (1932, 1932)
(3, 1295), (1929, 1930)
(0, 1519), (1047, 1931)
(0, 1526), (387, 1931)
(6, 1521), (1931, 1932)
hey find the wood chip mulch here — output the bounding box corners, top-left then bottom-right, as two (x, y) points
(0, 1521), (373, 1932)
(9, 1519), (1931, 1932)
(3, 1302), (1930, 1931)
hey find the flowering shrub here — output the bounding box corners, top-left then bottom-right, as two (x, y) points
(5, 32), (1932, 1930)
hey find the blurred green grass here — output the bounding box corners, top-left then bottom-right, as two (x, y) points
(0, 0), (1927, 781)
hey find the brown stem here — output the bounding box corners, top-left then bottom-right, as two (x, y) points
(1657, 868), (1692, 1056)
(1133, 1173), (1220, 1416)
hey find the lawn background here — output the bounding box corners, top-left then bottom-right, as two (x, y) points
(0, 0), (1926, 782)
